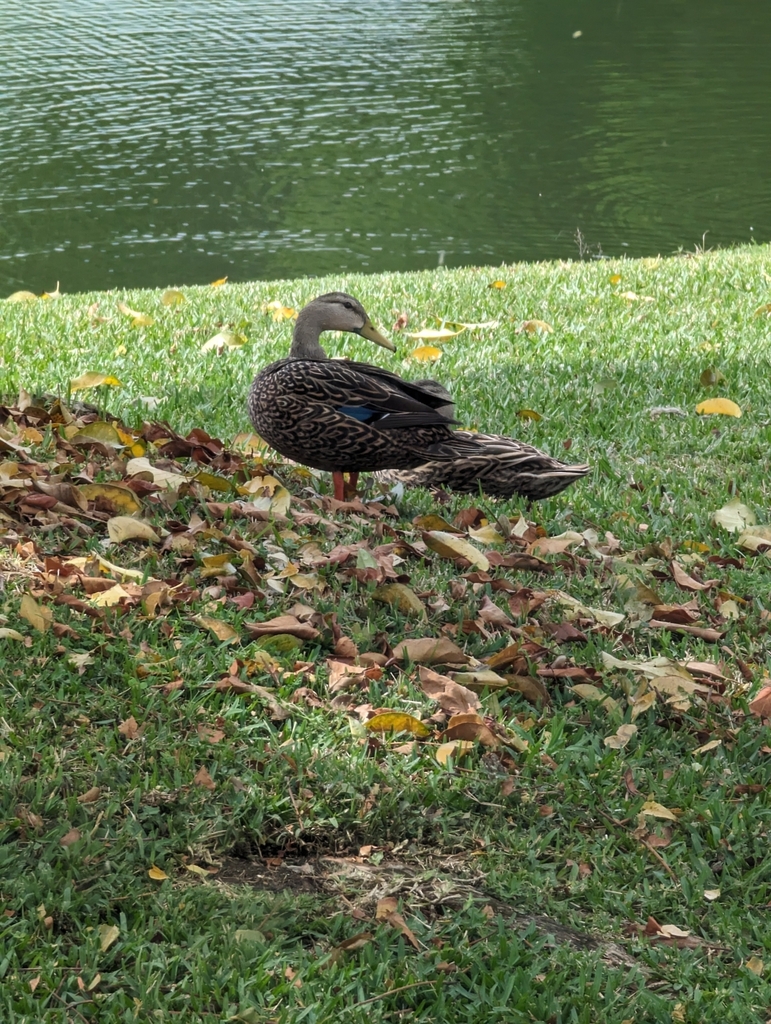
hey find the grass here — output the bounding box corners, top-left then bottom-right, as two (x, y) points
(1, 245), (771, 1023)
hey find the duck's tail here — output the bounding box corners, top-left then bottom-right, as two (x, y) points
(377, 430), (590, 500)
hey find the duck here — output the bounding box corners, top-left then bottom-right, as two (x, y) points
(247, 292), (589, 502)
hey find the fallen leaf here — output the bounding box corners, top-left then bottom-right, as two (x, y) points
(161, 289), (185, 306)
(670, 561), (716, 591)
(423, 530), (490, 571)
(749, 685), (771, 720)
(365, 712), (431, 738)
(640, 800), (678, 821)
(90, 584), (131, 608)
(703, 889), (721, 901)
(244, 614), (320, 641)
(77, 787), (101, 804)
(79, 482), (143, 514)
(118, 716), (140, 739)
(201, 330), (247, 353)
(418, 665), (480, 714)
(405, 328), (464, 342)
(117, 301), (154, 327)
(70, 371), (122, 392)
(20, 594), (53, 633)
(516, 319), (553, 334)
(737, 525), (771, 553)
(98, 923), (120, 952)
(603, 724), (638, 749)
(745, 956), (765, 976)
(197, 724), (226, 744)
(193, 766), (216, 790)
(712, 498), (755, 533)
(489, 280), (507, 289)
(375, 897), (419, 949)
(372, 583), (427, 619)
(444, 711), (499, 748)
(60, 827), (81, 847)
(148, 865), (168, 880)
(392, 637), (470, 666)
(107, 516), (161, 544)
(436, 740), (475, 764)
(193, 615), (240, 644)
(696, 398), (741, 417)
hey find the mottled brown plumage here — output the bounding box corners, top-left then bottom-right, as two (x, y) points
(247, 292), (589, 501)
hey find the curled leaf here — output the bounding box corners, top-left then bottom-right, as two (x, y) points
(695, 398), (741, 417)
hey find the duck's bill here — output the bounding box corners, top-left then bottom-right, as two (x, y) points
(359, 319), (396, 351)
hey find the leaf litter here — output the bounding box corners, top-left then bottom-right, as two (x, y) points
(1, 391), (770, 964)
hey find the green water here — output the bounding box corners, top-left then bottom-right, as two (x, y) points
(1, 0), (769, 293)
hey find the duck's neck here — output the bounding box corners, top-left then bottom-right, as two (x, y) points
(289, 305), (329, 360)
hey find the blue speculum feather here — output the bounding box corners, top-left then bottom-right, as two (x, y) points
(338, 405), (379, 422)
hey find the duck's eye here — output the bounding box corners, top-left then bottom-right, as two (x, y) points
(343, 301), (354, 310)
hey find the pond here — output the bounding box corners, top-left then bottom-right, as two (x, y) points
(2, 0), (769, 293)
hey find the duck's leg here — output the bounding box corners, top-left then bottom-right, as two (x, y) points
(332, 471), (346, 501)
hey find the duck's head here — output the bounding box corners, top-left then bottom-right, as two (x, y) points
(291, 292), (395, 358)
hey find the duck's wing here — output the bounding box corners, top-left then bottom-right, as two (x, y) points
(313, 360), (458, 429)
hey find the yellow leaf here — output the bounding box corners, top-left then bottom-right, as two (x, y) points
(609, 273), (622, 284)
(70, 422), (123, 447)
(745, 956), (764, 976)
(201, 330), (247, 353)
(90, 584), (131, 608)
(185, 862), (212, 876)
(753, 303), (771, 317)
(365, 712), (431, 738)
(161, 289), (185, 306)
(98, 924), (120, 952)
(695, 398), (741, 417)
(443, 319), (499, 330)
(107, 516), (161, 544)
(517, 319), (553, 334)
(516, 408), (542, 421)
(467, 524), (506, 546)
(261, 300), (297, 320)
(372, 583), (427, 618)
(70, 372), (122, 392)
(436, 739), (474, 764)
(630, 689), (657, 720)
(409, 345), (442, 362)
(736, 525), (771, 553)
(19, 594), (53, 633)
(148, 865), (168, 881)
(193, 615), (240, 643)
(423, 530), (490, 571)
(488, 280), (507, 289)
(640, 800), (678, 821)
(210, 276), (228, 287)
(79, 482), (142, 514)
(693, 739), (722, 755)
(404, 328), (464, 342)
(116, 301), (154, 327)
(125, 456), (190, 490)
(194, 471), (233, 493)
(708, 497), (753, 532)
(571, 683), (606, 702)
(0, 627), (25, 641)
(5, 290), (38, 302)
(603, 723), (638, 749)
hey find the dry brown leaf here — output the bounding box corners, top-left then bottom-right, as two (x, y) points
(392, 637), (470, 666)
(197, 724), (226, 744)
(418, 665), (480, 714)
(77, 787), (101, 804)
(60, 827), (81, 847)
(436, 740), (475, 765)
(244, 614), (320, 641)
(444, 712), (499, 748)
(375, 897), (420, 949)
(193, 766), (216, 790)
(670, 561), (717, 591)
(118, 716), (140, 740)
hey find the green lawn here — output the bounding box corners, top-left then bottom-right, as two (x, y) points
(1, 246), (771, 1023)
